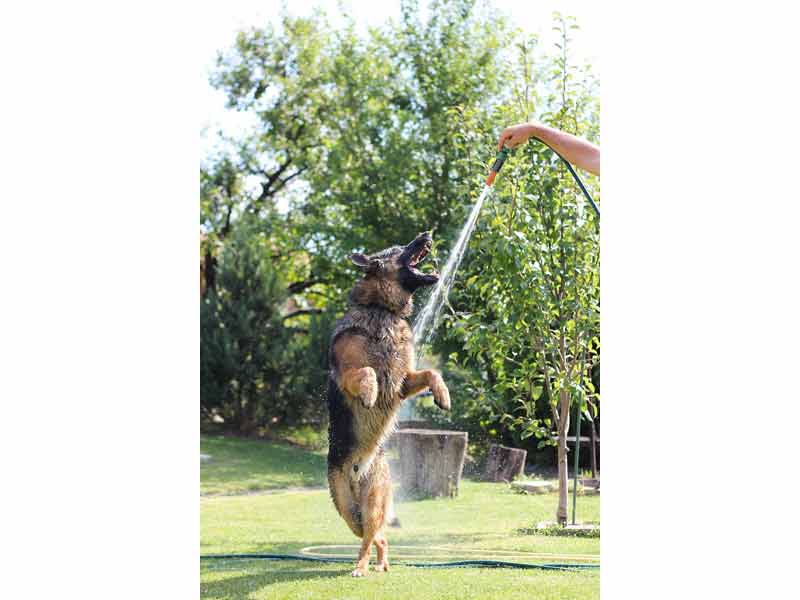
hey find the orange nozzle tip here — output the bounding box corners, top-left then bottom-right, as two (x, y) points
(485, 171), (497, 186)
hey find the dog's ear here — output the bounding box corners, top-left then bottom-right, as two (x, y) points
(349, 253), (370, 268)
(349, 253), (382, 273)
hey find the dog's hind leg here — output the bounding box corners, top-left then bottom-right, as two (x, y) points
(373, 535), (389, 572)
(328, 469), (363, 538)
(352, 497), (383, 576)
(352, 461), (392, 577)
(373, 476), (392, 571)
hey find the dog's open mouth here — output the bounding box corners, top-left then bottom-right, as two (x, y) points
(408, 240), (437, 277)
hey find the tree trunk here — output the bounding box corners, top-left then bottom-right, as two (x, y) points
(396, 429), (468, 498)
(484, 444), (527, 482)
(202, 249), (216, 296)
(589, 416), (598, 478)
(556, 389), (571, 525)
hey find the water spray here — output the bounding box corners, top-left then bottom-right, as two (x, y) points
(412, 146), (515, 354)
(413, 140), (600, 356)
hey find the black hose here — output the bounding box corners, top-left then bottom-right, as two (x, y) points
(530, 136), (600, 218)
(200, 553), (599, 572)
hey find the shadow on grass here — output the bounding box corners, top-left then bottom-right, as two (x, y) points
(201, 562), (346, 599)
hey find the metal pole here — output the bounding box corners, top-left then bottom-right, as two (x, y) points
(571, 392), (583, 525)
(589, 411), (597, 479)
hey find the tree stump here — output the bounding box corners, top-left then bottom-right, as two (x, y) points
(395, 429), (468, 498)
(484, 444), (527, 482)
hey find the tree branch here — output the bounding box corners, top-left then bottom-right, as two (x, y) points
(256, 158), (294, 203)
(221, 203), (233, 238)
(287, 278), (327, 294)
(281, 308), (323, 322)
(271, 166), (309, 196)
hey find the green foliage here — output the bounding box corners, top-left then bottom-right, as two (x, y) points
(200, 219), (339, 432)
(201, 0), (521, 431)
(420, 15), (600, 468)
(205, 0), (515, 300)
(200, 4), (600, 462)
(282, 308), (336, 425)
(200, 222), (290, 432)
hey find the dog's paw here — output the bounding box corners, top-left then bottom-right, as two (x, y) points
(351, 566), (368, 577)
(430, 373), (451, 411)
(358, 368), (378, 408)
(373, 561), (390, 573)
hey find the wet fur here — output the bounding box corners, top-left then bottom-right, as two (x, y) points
(326, 234), (450, 577)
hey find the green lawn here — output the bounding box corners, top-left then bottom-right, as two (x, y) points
(200, 435), (600, 599)
(201, 435), (327, 495)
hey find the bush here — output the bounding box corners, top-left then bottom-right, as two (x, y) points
(416, 357), (557, 467)
(200, 225), (290, 433)
(280, 309), (336, 427)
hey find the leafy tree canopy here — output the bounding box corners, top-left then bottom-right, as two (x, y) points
(201, 3), (600, 523)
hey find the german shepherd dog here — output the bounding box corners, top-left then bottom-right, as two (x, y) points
(327, 231), (450, 577)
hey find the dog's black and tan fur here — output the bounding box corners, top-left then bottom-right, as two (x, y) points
(327, 231), (450, 577)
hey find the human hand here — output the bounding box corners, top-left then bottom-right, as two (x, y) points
(497, 122), (537, 150)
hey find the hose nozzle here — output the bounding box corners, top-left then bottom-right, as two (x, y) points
(485, 146), (512, 186)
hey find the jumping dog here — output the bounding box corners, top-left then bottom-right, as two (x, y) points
(327, 231), (451, 577)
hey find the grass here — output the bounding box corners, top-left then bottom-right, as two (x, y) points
(201, 560), (597, 600)
(200, 434), (600, 599)
(200, 435), (327, 495)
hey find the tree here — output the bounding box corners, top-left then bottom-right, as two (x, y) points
(205, 1), (514, 302)
(200, 5), (601, 507)
(200, 222), (290, 433)
(434, 14), (600, 525)
(201, 0), (517, 430)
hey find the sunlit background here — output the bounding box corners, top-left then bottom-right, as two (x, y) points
(200, 0), (599, 157)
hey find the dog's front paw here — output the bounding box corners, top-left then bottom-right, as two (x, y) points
(358, 367), (378, 408)
(351, 566), (369, 577)
(430, 373), (451, 411)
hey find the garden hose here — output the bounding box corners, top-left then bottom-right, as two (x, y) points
(533, 137), (601, 219)
(485, 140), (600, 219)
(200, 553), (599, 572)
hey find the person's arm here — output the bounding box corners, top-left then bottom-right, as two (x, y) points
(497, 121), (600, 176)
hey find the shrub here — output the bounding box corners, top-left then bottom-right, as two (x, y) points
(200, 224), (290, 433)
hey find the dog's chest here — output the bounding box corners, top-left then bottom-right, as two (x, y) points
(331, 305), (412, 403)
(366, 321), (410, 404)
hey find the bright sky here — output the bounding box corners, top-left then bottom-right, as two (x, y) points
(199, 0), (600, 155)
